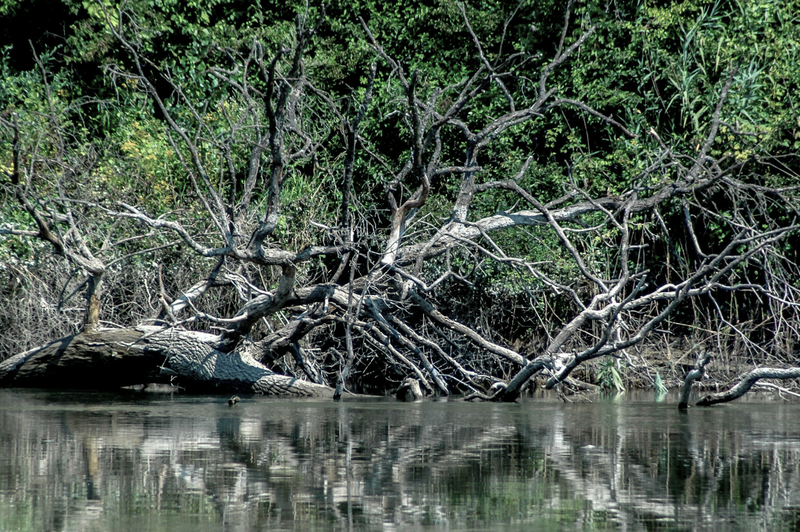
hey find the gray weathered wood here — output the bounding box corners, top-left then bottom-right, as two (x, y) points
(0, 327), (340, 397)
(696, 367), (800, 406)
(0, 329), (165, 388)
(678, 352), (712, 410)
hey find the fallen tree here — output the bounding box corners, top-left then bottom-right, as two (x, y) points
(2, 2), (799, 402)
(696, 367), (800, 407)
(0, 325), (339, 396)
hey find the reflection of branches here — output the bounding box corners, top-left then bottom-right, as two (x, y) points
(5, 393), (800, 530)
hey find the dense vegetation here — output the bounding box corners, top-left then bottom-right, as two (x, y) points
(1, 0), (799, 400)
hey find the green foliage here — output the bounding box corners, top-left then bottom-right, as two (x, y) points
(654, 371), (667, 401)
(2, 0), (799, 360)
(598, 357), (626, 393)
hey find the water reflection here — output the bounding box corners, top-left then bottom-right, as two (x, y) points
(0, 389), (798, 531)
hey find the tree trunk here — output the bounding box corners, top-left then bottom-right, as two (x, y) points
(0, 328), (163, 389)
(0, 327), (341, 397)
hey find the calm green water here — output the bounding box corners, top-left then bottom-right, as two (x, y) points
(0, 389), (798, 532)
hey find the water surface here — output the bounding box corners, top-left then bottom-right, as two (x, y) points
(0, 389), (798, 531)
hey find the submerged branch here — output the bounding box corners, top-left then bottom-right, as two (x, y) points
(697, 367), (800, 407)
(679, 352), (712, 410)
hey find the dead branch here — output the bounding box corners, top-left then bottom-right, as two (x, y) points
(696, 367), (800, 406)
(679, 352), (712, 409)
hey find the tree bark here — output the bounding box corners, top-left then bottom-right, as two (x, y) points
(0, 327), (341, 397)
(0, 329), (165, 389)
(696, 367), (800, 406)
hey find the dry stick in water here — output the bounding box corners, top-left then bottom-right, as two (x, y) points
(678, 352), (712, 410)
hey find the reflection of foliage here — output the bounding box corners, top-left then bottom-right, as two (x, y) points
(3, 391), (800, 530)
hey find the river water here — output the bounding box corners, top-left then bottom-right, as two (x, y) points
(0, 389), (798, 532)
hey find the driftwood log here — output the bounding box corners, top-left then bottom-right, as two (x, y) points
(0, 326), (340, 397)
